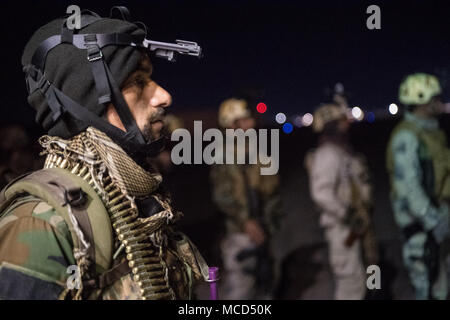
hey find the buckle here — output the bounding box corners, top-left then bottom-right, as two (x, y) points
(63, 188), (86, 207)
(87, 49), (103, 62)
(38, 76), (51, 93)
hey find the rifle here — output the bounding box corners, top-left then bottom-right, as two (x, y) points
(344, 173), (379, 266)
(236, 242), (274, 294)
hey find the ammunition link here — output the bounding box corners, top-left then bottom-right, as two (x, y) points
(45, 151), (177, 300)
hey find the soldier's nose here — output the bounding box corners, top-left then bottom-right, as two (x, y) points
(150, 82), (172, 109)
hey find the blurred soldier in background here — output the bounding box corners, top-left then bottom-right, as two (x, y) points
(0, 125), (36, 188)
(210, 98), (282, 299)
(305, 99), (378, 300)
(386, 73), (450, 300)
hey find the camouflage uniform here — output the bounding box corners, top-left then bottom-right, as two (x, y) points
(306, 141), (371, 300)
(210, 161), (281, 299)
(0, 200), (75, 299)
(387, 111), (450, 299)
(0, 128), (206, 300)
(306, 102), (377, 300)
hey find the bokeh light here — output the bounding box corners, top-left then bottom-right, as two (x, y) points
(256, 102), (267, 113)
(302, 113), (314, 127)
(389, 103), (398, 115)
(275, 112), (287, 124)
(293, 115), (303, 127)
(282, 123), (293, 134)
(351, 106), (364, 120)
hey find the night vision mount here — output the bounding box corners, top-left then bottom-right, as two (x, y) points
(24, 6), (203, 159)
(144, 39), (202, 62)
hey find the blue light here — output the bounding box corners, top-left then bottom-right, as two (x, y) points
(367, 112), (375, 123)
(282, 122), (293, 134)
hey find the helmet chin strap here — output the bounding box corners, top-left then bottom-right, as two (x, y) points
(138, 135), (168, 158)
(24, 8), (202, 162)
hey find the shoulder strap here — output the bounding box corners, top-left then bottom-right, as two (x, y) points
(386, 120), (420, 174)
(0, 168), (113, 274)
(395, 120), (421, 137)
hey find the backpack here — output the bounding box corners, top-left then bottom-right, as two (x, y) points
(0, 167), (116, 292)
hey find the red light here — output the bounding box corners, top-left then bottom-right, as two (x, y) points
(256, 102), (267, 113)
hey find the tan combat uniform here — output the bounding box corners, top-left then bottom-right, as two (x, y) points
(306, 141), (373, 300)
(210, 161), (281, 299)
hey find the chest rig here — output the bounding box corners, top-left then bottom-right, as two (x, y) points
(387, 120), (450, 205)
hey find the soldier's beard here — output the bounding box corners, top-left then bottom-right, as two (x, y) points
(142, 107), (165, 141)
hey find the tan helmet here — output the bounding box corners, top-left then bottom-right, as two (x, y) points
(399, 73), (442, 106)
(218, 98), (251, 128)
(313, 103), (347, 133)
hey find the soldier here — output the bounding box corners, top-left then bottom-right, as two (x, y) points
(386, 73), (450, 300)
(0, 125), (36, 189)
(210, 98), (282, 299)
(0, 7), (208, 300)
(305, 102), (377, 300)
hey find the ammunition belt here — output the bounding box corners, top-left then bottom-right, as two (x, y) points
(45, 151), (176, 300)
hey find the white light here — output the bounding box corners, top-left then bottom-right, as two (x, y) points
(445, 103), (450, 113)
(389, 103), (398, 115)
(275, 112), (287, 124)
(351, 107), (363, 120)
(293, 115), (303, 127)
(335, 82), (345, 94)
(302, 113), (314, 127)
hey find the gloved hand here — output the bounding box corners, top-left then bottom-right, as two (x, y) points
(432, 205), (450, 244)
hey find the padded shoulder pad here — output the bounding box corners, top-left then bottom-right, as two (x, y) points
(0, 168), (113, 273)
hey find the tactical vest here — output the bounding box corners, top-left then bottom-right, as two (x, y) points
(0, 168), (119, 295)
(386, 120), (450, 204)
(0, 167), (208, 299)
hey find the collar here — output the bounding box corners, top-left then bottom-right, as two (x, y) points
(404, 111), (439, 131)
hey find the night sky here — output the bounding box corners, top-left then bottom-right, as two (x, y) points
(1, 0), (449, 127)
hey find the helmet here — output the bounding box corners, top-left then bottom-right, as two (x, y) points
(313, 103), (347, 133)
(218, 98), (251, 128)
(399, 73), (442, 106)
(21, 6), (201, 159)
